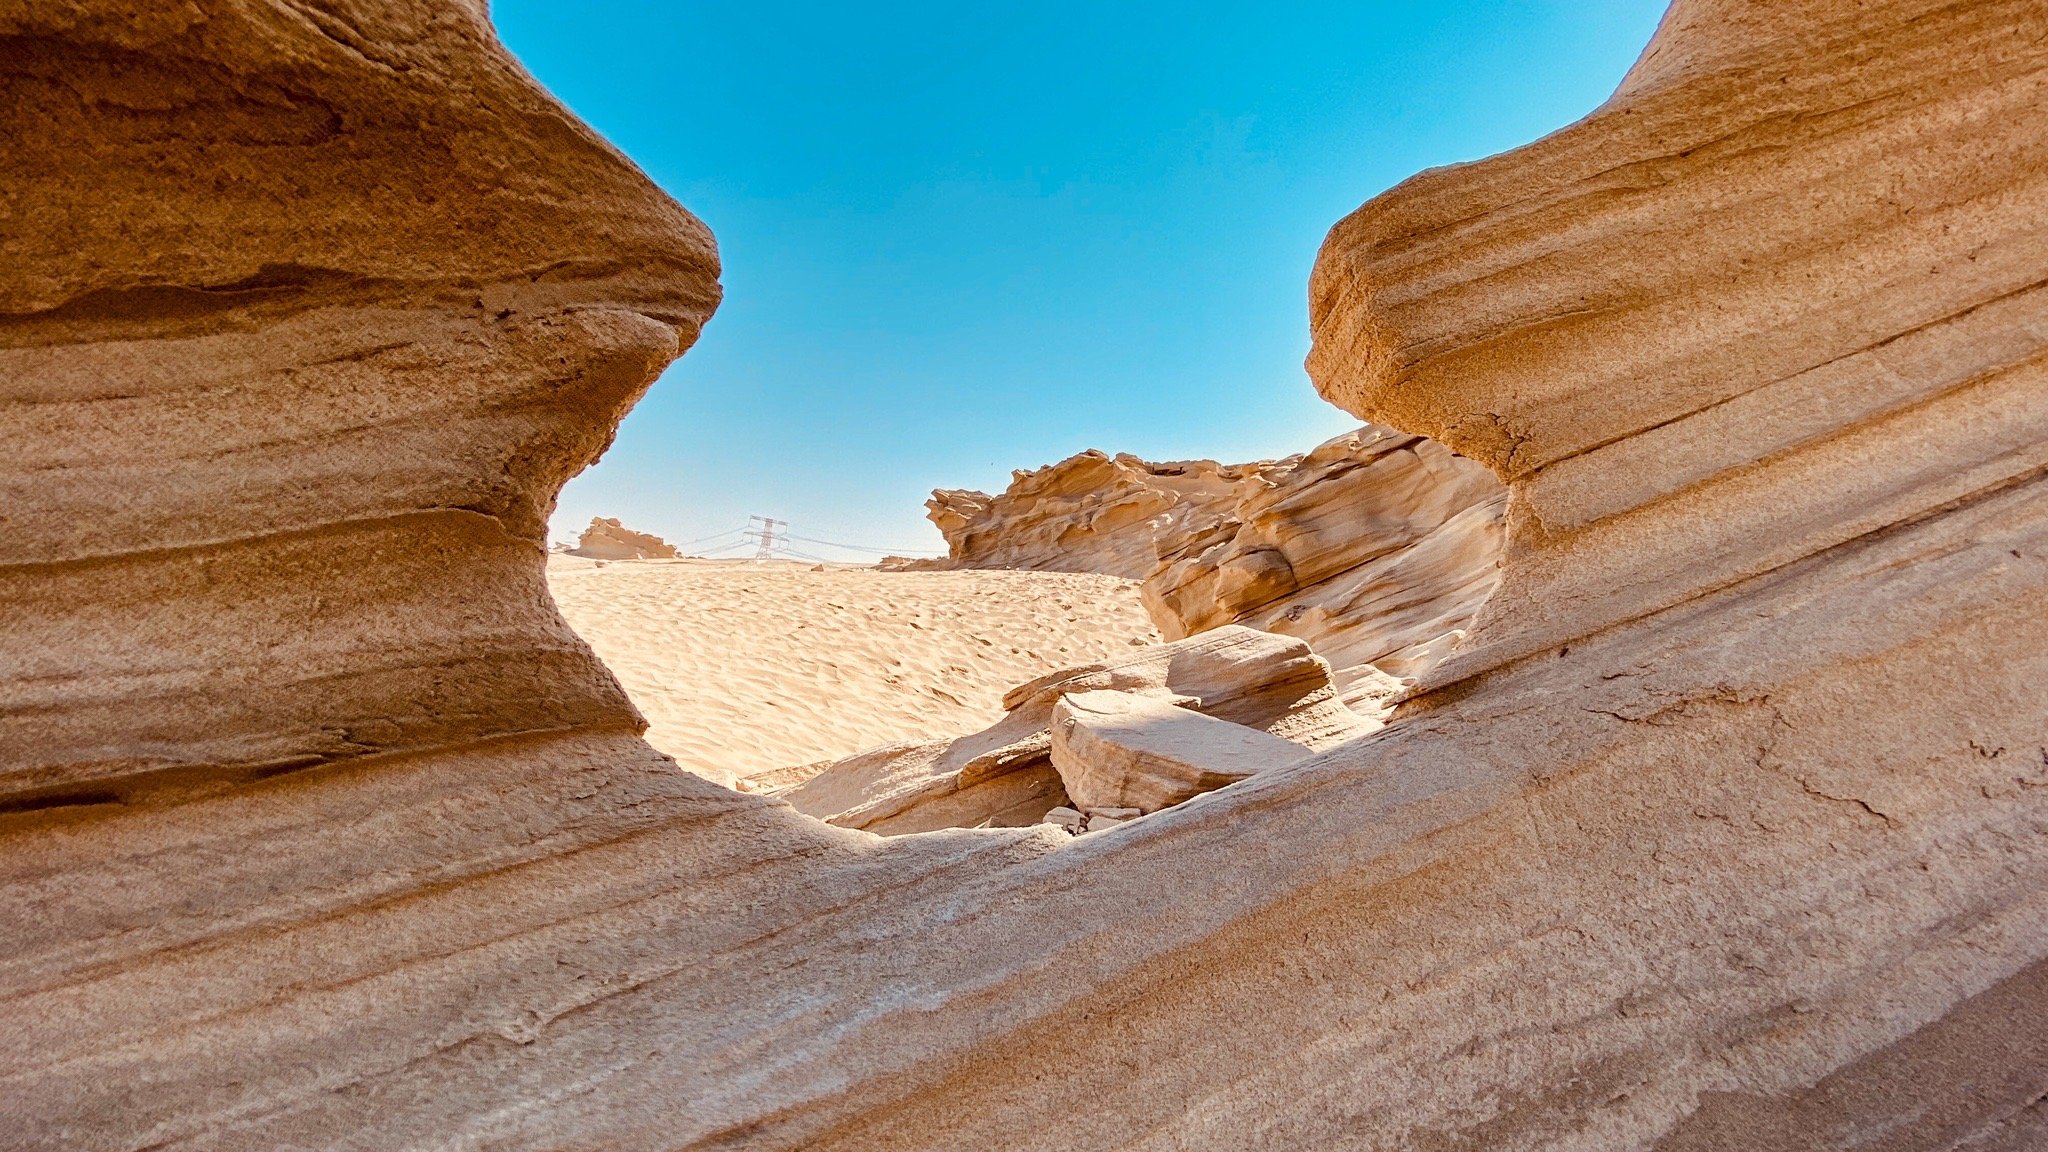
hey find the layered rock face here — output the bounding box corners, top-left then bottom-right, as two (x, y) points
(569, 516), (679, 560)
(1142, 427), (1504, 690)
(9, 2), (2048, 1150)
(924, 449), (1259, 578)
(1, 0), (718, 806)
(1049, 688), (1314, 815)
(928, 429), (1506, 693)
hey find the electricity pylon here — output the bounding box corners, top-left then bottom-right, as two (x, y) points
(745, 515), (785, 561)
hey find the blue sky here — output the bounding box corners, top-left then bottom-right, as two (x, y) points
(496, 1), (1668, 561)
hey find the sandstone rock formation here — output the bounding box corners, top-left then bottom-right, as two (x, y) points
(779, 625), (1375, 834)
(1142, 427), (1504, 691)
(1050, 689), (1311, 815)
(2, 0), (718, 806)
(921, 429), (1505, 694)
(569, 516), (678, 559)
(9, 1), (2048, 1149)
(924, 449), (1258, 578)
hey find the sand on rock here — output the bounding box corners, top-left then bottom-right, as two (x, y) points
(546, 556), (1160, 788)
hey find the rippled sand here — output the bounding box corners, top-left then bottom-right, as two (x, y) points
(546, 555), (1161, 788)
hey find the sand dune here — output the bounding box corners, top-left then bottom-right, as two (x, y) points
(546, 555), (1161, 787)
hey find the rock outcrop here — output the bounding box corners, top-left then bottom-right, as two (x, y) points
(2, 0), (718, 807)
(1049, 689), (1311, 815)
(778, 625), (1376, 834)
(923, 428), (1506, 693)
(923, 449), (1258, 578)
(569, 516), (678, 559)
(1141, 427), (1504, 691)
(9, 2), (2048, 1149)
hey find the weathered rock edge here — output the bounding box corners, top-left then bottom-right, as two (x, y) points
(570, 517), (680, 560)
(779, 625), (1373, 834)
(5, 2), (2047, 1149)
(915, 428), (1508, 694)
(1, 1), (720, 807)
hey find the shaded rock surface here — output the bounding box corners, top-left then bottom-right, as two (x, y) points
(8, 2), (2048, 1149)
(569, 516), (677, 560)
(1050, 689), (1312, 815)
(778, 625), (1375, 834)
(918, 428), (1505, 695)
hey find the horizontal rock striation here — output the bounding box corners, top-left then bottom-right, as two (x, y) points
(1141, 426), (1504, 690)
(8, 1), (2048, 1149)
(922, 429), (1506, 692)
(0, 0), (719, 807)
(1307, 0), (2048, 687)
(569, 516), (679, 560)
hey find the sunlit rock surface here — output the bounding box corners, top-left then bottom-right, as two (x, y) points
(568, 516), (678, 559)
(925, 427), (1507, 694)
(922, 449), (1255, 578)
(1141, 427), (1504, 693)
(779, 625), (1373, 834)
(1049, 689), (1312, 815)
(7, 1), (2048, 1149)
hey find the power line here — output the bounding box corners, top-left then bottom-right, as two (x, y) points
(694, 538), (756, 556)
(783, 532), (940, 556)
(673, 527), (748, 548)
(656, 520), (944, 563)
(745, 515), (786, 561)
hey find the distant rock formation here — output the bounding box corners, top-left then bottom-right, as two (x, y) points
(924, 449), (1258, 578)
(922, 428), (1506, 694)
(570, 517), (678, 560)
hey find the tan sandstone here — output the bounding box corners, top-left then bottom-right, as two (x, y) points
(921, 449), (1258, 578)
(6, 1), (2047, 1149)
(778, 624), (1374, 834)
(568, 516), (679, 560)
(920, 428), (1506, 695)
(1049, 689), (1312, 815)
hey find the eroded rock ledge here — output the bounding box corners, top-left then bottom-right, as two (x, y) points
(1, 1), (719, 808)
(6, 1), (2048, 1149)
(922, 427), (1507, 693)
(569, 516), (679, 560)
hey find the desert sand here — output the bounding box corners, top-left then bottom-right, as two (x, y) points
(546, 555), (1160, 788)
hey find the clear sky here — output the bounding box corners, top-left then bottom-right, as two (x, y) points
(496, 1), (1669, 561)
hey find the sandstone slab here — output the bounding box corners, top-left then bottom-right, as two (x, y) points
(779, 624), (1371, 833)
(1050, 690), (1311, 814)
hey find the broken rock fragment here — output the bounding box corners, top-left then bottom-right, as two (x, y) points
(779, 625), (1370, 833)
(1051, 690), (1313, 815)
